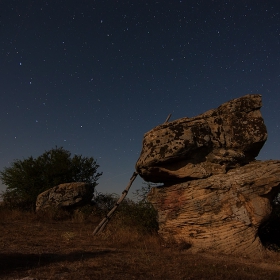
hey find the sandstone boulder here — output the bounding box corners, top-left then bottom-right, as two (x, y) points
(147, 160), (280, 256)
(136, 94), (280, 256)
(36, 182), (94, 212)
(136, 94), (267, 183)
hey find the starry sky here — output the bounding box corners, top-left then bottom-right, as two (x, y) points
(1, 0), (280, 198)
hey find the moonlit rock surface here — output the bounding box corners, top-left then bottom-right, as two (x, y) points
(36, 182), (94, 211)
(147, 160), (280, 256)
(136, 94), (280, 256)
(136, 94), (267, 183)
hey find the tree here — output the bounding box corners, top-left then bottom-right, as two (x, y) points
(0, 147), (102, 211)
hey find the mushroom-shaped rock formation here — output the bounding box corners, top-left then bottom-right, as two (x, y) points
(136, 94), (280, 256)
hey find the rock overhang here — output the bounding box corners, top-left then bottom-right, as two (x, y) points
(136, 94), (267, 183)
(135, 94), (279, 256)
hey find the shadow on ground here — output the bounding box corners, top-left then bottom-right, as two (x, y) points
(0, 249), (114, 275)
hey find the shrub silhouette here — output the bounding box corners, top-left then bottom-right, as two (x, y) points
(91, 191), (159, 233)
(0, 147), (102, 211)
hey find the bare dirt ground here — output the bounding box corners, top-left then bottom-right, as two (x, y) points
(1, 210), (280, 280)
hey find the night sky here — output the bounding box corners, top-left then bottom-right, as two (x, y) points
(1, 1), (280, 197)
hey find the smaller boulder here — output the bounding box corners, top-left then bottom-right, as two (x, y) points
(36, 182), (94, 212)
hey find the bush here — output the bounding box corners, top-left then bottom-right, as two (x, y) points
(92, 192), (159, 233)
(24, 190), (159, 234)
(115, 199), (159, 233)
(0, 147), (102, 211)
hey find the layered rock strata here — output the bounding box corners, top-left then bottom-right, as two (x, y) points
(136, 94), (280, 256)
(148, 160), (280, 255)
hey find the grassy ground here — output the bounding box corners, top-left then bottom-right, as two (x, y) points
(1, 208), (280, 280)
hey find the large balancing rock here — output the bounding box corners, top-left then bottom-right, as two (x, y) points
(136, 94), (267, 183)
(147, 160), (280, 256)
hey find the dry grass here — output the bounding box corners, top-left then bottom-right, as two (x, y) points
(1, 208), (280, 280)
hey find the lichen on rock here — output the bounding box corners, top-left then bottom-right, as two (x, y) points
(136, 94), (280, 256)
(136, 94), (267, 183)
(36, 182), (94, 212)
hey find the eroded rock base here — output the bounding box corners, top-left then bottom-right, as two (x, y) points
(148, 160), (280, 256)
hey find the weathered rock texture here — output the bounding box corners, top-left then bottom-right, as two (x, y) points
(136, 94), (280, 256)
(148, 160), (280, 255)
(136, 94), (267, 183)
(36, 182), (94, 211)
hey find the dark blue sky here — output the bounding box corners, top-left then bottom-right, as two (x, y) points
(1, 0), (280, 197)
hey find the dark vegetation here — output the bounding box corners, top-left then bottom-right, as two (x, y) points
(1, 148), (280, 279)
(1, 198), (280, 280)
(0, 147), (102, 211)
